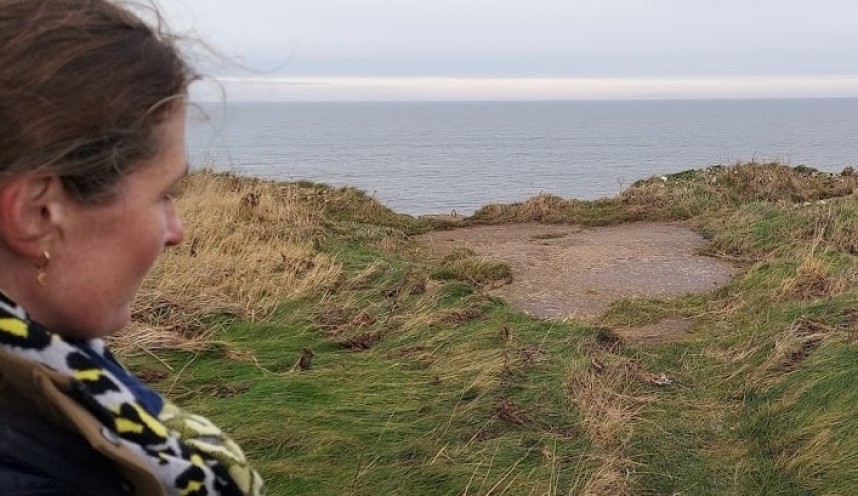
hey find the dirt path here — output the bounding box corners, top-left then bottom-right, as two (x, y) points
(418, 222), (739, 342)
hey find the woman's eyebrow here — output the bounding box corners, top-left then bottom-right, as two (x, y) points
(165, 163), (190, 191)
(170, 162), (190, 184)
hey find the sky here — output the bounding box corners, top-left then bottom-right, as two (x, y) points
(159, 0), (858, 101)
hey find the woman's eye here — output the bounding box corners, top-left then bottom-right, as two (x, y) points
(165, 183), (187, 200)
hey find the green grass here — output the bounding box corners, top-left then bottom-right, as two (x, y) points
(129, 293), (599, 494)
(126, 162), (858, 495)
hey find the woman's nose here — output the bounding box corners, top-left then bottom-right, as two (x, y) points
(165, 208), (185, 248)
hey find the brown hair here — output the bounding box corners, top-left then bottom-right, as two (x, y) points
(0, 0), (197, 203)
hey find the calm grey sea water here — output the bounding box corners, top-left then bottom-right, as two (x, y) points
(187, 99), (858, 215)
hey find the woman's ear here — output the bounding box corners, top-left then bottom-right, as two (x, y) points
(0, 174), (66, 257)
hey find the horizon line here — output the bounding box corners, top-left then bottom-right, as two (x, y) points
(191, 75), (858, 102)
(191, 95), (858, 104)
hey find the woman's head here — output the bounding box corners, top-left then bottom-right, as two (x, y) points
(0, 0), (196, 201)
(0, 0), (195, 337)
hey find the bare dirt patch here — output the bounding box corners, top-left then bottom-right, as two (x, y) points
(418, 222), (738, 340)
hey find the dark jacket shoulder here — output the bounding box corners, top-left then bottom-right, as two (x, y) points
(0, 409), (133, 496)
(0, 458), (83, 496)
(0, 348), (165, 495)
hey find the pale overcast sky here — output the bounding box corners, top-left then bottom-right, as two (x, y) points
(160, 0), (858, 101)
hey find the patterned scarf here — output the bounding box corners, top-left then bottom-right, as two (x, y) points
(0, 292), (265, 496)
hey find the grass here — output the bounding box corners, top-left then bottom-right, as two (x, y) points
(118, 162), (858, 495)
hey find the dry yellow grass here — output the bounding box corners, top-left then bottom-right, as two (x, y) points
(778, 255), (851, 301)
(115, 170), (343, 355)
(567, 338), (654, 496)
(472, 194), (579, 224)
(751, 316), (841, 387)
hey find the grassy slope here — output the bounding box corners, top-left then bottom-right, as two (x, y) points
(120, 163), (858, 495)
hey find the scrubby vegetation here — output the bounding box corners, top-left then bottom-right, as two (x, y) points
(472, 161), (858, 225)
(120, 162), (858, 495)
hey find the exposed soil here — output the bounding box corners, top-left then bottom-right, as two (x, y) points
(417, 222), (739, 343)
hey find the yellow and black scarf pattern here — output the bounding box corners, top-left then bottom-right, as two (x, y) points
(0, 292), (265, 496)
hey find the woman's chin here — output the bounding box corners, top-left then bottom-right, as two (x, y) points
(90, 305), (133, 339)
(112, 305), (134, 334)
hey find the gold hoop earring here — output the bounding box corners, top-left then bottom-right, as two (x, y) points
(34, 250), (50, 287)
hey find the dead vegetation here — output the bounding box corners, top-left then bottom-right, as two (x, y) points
(118, 170), (344, 356)
(566, 331), (675, 496)
(431, 251), (513, 290)
(778, 254), (855, 301)
(471, 162), (858, 226)
(341, 331), (383, 351)
(757, 317), (842, 380)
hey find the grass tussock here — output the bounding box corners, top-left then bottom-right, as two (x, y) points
(122, 162), (858, 495)
(471, 195), (625, 226)
(432, 257), (513, 289)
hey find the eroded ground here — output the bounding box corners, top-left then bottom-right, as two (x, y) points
(418, 222), (739, 342)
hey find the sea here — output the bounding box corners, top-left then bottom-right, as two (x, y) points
(186, 98), (858, 216)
